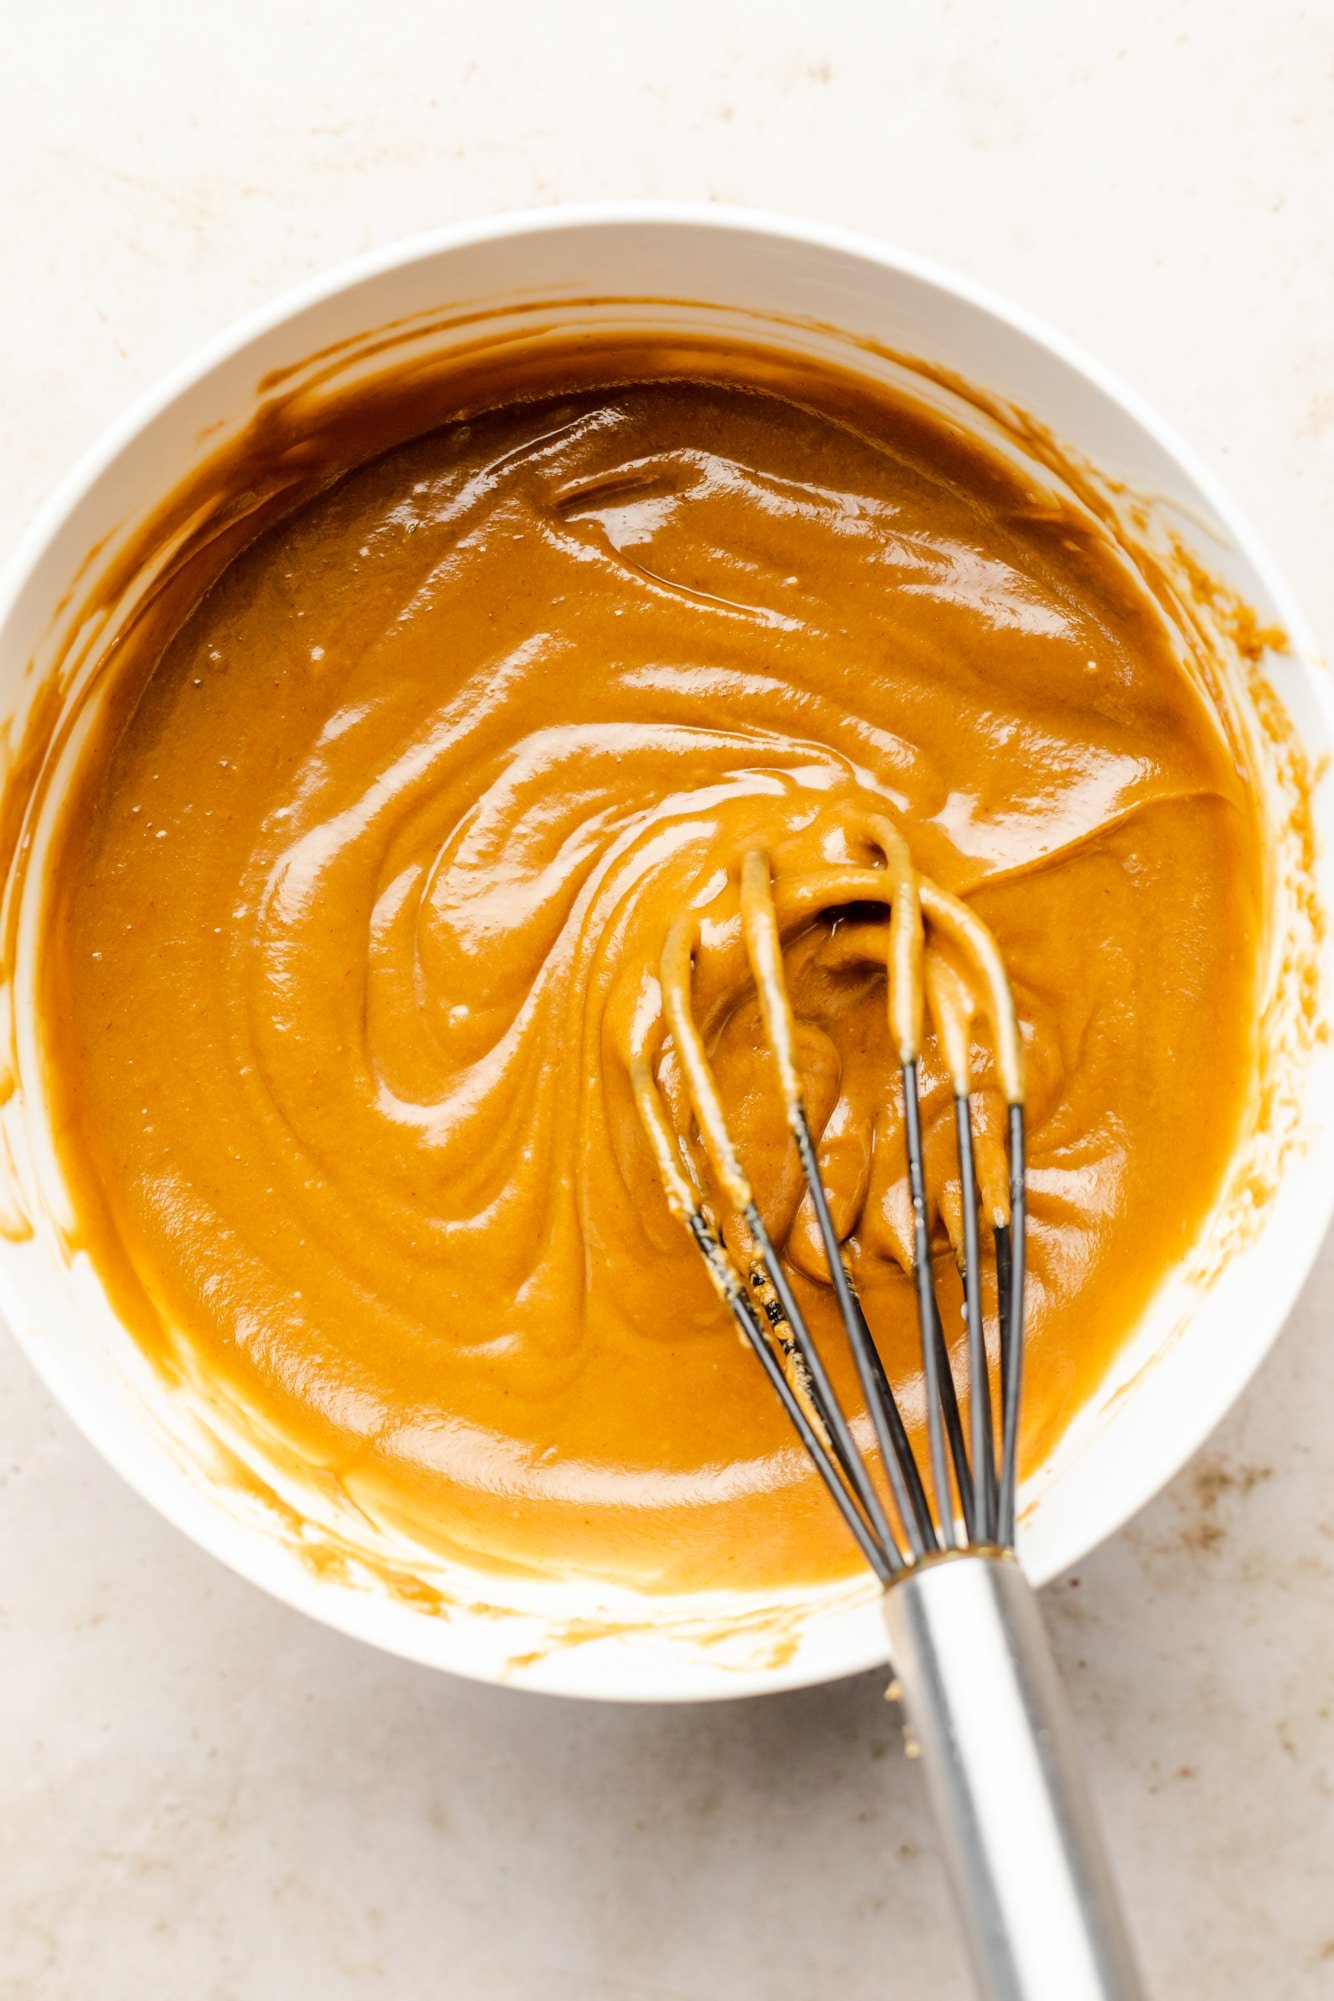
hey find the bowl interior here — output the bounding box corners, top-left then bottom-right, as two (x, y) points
(1, 210), (1330, 1699)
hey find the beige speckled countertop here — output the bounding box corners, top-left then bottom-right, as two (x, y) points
(2, 5), (1332, 1995)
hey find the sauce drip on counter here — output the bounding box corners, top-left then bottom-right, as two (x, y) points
(41, 355), (1262, 1590)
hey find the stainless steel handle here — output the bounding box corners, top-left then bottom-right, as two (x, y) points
(883, 1551), (1147, 2001)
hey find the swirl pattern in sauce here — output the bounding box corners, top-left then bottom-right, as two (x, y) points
(42, 358), (1261, 1589)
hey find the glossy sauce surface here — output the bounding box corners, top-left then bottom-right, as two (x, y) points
(42, 358), (1262, 1590)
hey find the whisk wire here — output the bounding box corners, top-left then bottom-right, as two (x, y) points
(903, 1058), (963, 1550)
(741, 1200), (904, 1565)
(955, 1091), (996, 1544)
(850, 1292), (938, 1550)
(927, 1288), (975, 1536)
(685, 1211), (898, 1584)
(791, 1108), (935, 1562)
(998, 1103), (1028, 1544)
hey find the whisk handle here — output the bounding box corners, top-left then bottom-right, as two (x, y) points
(883, 1551), (1147, 2001)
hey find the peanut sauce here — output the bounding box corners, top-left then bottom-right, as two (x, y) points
(40, 346), (1262, 1590)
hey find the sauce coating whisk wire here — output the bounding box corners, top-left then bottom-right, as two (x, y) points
(631, 821), (1027, 1575)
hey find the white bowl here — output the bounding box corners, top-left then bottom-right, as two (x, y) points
(1, 206), (1330, 1701)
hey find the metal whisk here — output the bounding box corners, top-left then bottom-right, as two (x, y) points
(631, 820), (1147, 2001)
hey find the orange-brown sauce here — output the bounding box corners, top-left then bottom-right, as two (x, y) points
(40, 348), (1262, 1590)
